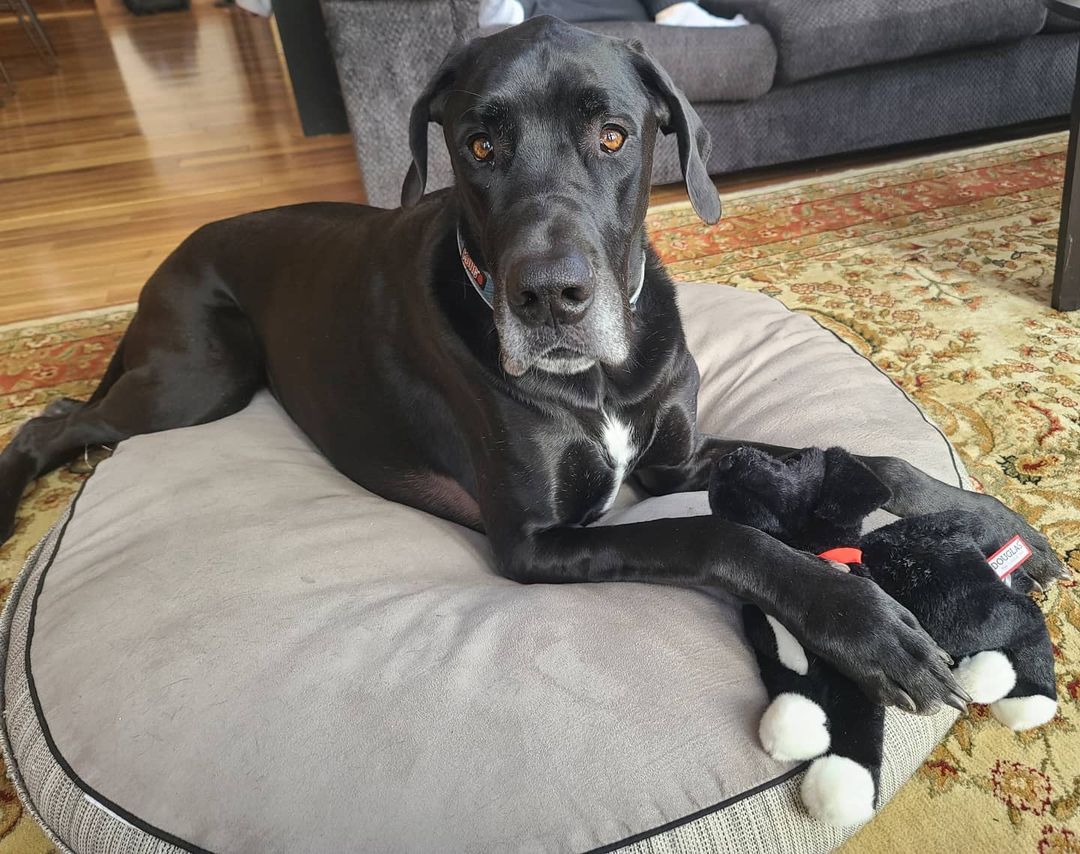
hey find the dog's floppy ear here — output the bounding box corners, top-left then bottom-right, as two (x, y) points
(401, 44), (469, 208)
(815, 447), (893, 524)
(628, 41), (721, 225)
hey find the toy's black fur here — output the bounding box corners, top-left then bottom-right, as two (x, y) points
(710, 446), (1057, 826)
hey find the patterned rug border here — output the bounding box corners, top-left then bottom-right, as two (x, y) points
(651, 131), (1067, 215)
(0, 303), (137, 335)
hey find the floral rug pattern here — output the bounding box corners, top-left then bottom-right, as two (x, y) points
(0, 134), (1078, 851)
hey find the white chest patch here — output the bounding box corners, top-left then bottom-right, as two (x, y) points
(600, 412), (635, 512)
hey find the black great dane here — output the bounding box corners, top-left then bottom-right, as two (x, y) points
(0, 17), (1066, 713)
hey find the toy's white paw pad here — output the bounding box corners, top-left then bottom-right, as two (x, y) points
(990, 695), (1057, 731)
(953, 651), (1016, 704)
(800, 755), (876, 827)
(758, 693), (829, 761)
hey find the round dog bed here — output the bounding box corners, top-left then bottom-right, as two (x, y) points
(1, 283), (965, 854)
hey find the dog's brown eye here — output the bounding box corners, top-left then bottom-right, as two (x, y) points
(600, 126), (626, 153)
(470, 135), (494, 162)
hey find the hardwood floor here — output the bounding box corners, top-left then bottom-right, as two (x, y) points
(0, 0), (1064, 325)
(0, 0), (363, 324)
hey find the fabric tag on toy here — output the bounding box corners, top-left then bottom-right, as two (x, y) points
(987, 535), (1032, 582)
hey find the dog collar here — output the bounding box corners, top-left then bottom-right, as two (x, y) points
(818, 547), (863, 565)
(457, 227), (498, 309)
(456, 227), (645, 310)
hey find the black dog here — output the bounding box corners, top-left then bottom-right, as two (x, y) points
(0, 17), (1065, 713)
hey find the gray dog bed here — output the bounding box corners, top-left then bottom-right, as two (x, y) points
(1, 283), (963, 854)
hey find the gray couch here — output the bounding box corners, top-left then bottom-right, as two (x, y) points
(320, 0), (1079, 209)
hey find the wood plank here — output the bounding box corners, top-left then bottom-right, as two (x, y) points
(0, 0), (365, 324)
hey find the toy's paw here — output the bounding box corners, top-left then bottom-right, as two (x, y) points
(953, 651), (1016, 704)
(990, 695), (1058, 731)
(800, 755), (876, 827)
(800, 569), (967, 715)
(759, 693), (830, 761)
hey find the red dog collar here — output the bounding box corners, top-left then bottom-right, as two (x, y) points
(818, 547), (863, 565)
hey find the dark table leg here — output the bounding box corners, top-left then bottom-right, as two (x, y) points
(1052, 44), (1080, 311)
(269, 0), (349, 137)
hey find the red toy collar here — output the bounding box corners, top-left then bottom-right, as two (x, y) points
(817, 547), (864, 565)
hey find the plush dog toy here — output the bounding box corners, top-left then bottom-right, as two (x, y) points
(708, 446), (1057, 827)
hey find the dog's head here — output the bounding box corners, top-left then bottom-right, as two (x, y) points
(708, 446), (892, 549)
(401, 16), (720, 377)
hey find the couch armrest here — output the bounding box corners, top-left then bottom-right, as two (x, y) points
(321, 0), (477, 207)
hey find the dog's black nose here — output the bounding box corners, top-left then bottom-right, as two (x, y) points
(508, 253), (594, 326)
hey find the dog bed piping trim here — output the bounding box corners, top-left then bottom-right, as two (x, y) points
(0, 502), (79, 854)
(15, 479), (214, 854)
(585, 763), (808, 854)
(10, 475), (815, 854)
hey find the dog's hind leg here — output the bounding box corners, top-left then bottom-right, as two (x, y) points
(0, 267), (264, 543)
(0, 366), (253, 542)
(25, 341), (130, 429)
(0, 396), (126, 539)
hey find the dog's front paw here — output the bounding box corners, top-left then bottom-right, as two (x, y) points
(1007, 566), (1041, 596)
(1013, 524), (1068, 589)
(797, 569), (967, 715)
(970, 493), (1069, 589)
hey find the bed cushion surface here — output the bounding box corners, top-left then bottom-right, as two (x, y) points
(0, 283), (963, 854)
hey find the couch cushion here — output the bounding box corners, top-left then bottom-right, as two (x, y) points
(0, 284), (963, 854)
(579, 22), (777, 102)
(1044, 9), (1080, 32)
(476, 21), (778, 102)
(645, 32), (1077, 187)
(707, 0), (1048, 84)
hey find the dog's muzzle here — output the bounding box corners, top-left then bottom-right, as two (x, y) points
(457, 228), (644, 376)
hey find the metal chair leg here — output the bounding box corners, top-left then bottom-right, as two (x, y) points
(9, 0), (58, 71)
(0, 56), (13, 102)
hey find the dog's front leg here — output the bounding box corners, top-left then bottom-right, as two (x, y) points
(637, 433), (1068, 589)
(853, 454), (1067, 587)
(486, 514), (965, 714)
